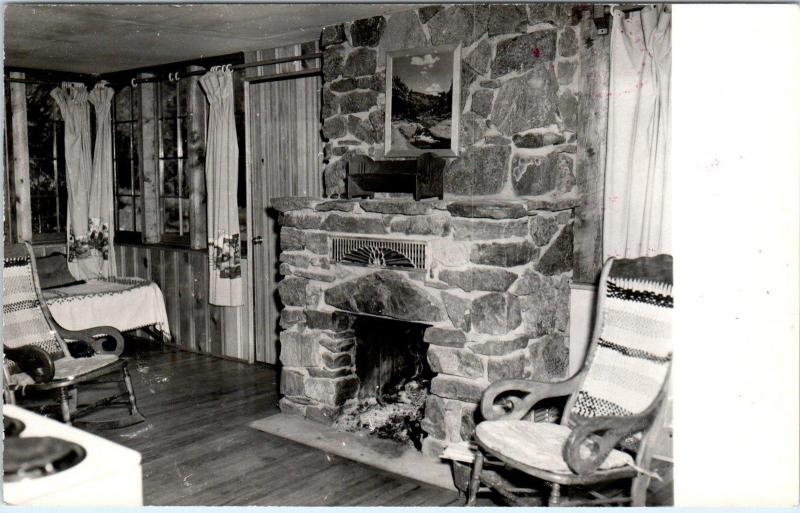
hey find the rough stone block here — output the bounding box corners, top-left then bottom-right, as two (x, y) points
(280, 227), (304, 251)
(308, 367), (352, 379)
(280, 369), (306, 396)
(421, 395), (447, 440)
(305, 376), (359, 406)
(346, 114), (376, 143)
(324, 270), (446, 322)
(340, 90), (378, 114)
(279, 397), (307, 416)
(281, 211), (325, 230)
(319, 335), (355, 353)
(360, 199), (432, 216)
(431, 375), (486, 403)
(329, 78), (358, 93)
(469, 334), (530, 356)
(304, 232), (329, 255)
(321, 213), (388, 234)
(487, 4), (528, 35)
(279, 308), (306, 329)
(389, 215), (451, 236)
(277, 276), (308, 307)
(418, 5), (443, 24)
(492, 66), (559, 135)
(427, 346), (484, 379)
(377, 10), (428, 64)
(557, 60), (578, 85)
(471, 89), (494, 118)
(315, 200), (358, 212)
(518, 290), (558, 337)
(421, 436), (448, 459)
(305, 403), (341, 426)
(321, 24), (346, 47)
(487, 351), (529, 381)
(305, 310), (354, 332)
(322, 115), (347, 139)
(444, 145), (510, 195)
(446, 200), (528, 220)
(273, 197), (321, 212)
(512, 131), (566, 149)
(427, 5), (479, 46)
(470, 240), (537, 267)
(279, 251), (311, 269)
(323, 45), (345, 81)
(424, 327), (467, 348)
(557, 27), (578, 57)
(439, 267), (517, 293)
(471, 292), (522, 335)
(460, 404), (478, 441)
(321, 350), (352, 369)
(535, 223), (573, 275)
(350, 16), (386, 47)
(558, 89), (579, 132)
(279, 330), (318, 366)
(343, 48), (377, 77)
(440, 292), (472, 332)
(528, 214), (560, 246)
(451, 218), (528, 241)
(459, 111), (487, 147)
(492, 30), (557, 77)
(529, 333), (569, 379)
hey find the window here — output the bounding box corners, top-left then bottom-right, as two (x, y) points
(25, 83), (67, 241)
(157, 79), (190, 244)
(112, 84), (142, 242)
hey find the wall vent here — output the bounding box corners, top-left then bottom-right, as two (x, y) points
(331, 236), (428, 271)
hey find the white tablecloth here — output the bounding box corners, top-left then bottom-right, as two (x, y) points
(43, 277), (171, 339)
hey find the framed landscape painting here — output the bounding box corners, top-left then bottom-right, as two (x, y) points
(385, 44), (461, 158)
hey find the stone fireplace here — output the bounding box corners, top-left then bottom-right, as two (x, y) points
(273, 196), (575, 457)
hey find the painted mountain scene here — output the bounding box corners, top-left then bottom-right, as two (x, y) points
(390, 49), (454, 151)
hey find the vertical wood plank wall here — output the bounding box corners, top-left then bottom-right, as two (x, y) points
(114, 243), (252, 362)
(244, 43), (323, 364)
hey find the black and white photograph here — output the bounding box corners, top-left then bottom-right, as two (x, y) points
(1, 2), (798, 510)
(385, 44), (460, 157)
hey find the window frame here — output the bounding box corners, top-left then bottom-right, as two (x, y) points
(111, 83), (144, 244)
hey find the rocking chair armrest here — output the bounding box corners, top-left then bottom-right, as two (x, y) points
(480, 372), (585, 421)
(4, 345), (56, 384)
(56, 325), (125, 357)
(563, 399), (662, 475)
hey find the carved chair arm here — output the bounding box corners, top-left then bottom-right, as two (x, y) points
(4, 345), (56, 384)
(563, 400), (662, 475)
(480, 372), (585, 421)
(56, 325), (125, 357)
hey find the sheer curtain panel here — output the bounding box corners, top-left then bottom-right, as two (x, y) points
(88, 82), (116, 277)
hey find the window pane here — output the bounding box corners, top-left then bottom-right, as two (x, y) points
(161, 118), (178, 157)
(32, 159), (56, 195)
(117, 195), (134, 231)
(162, 197), (181, 234)
(179, 79), (189, 116)
(160, 83), (177, 118)
(35, 197), (58, 234)
(116, 158), (132, 194)
(162, 159), (179, 196)
(114, 122), (132, 161)
(132, 156), (141, 193)
(115, 86), (132, 121)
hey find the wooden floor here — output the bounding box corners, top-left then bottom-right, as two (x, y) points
(87, 344), (463, 506)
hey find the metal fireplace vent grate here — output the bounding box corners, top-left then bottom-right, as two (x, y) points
(331, 236), (428, 270)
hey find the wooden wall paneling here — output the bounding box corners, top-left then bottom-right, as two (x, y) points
(243, 66), (257, 364)
(9, 72), (32, 242)
(123, 244), (136, 276)
(209, 304), (224, 357)
(179, 251), (195, 350)
(137, 73), (161, 244)
(166, 250), (182, 347)
(191, 249), (210, 353)
(573, 16), (611, 284)
(186, 65), (208, 250)
(240, 258), (252, 362)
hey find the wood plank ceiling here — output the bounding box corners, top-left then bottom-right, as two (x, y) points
(3, 4), (420, 74)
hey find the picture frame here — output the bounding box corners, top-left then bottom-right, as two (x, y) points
(384, 43), (461, 158)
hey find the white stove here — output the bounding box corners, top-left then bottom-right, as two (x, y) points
(2, 404), (143, 506)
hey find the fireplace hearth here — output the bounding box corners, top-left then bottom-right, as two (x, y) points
(274, 196), (576, 457)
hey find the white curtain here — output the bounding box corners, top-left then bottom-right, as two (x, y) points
(199, 67), (243, 307)
(603, 6), (672, 260)
(50, 83), (100, 280)
(88, 81), (117, 277)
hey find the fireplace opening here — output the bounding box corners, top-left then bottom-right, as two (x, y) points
(333, 316), (433, 450)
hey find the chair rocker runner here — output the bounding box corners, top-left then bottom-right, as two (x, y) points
(466, 254), (673, 507)
(3, 242), (145, 429)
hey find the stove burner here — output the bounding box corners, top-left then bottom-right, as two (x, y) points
(3, 437), (87, 482)
(3, 416), (25, 438)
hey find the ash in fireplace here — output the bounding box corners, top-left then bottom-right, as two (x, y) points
(334, 378), (429, 450)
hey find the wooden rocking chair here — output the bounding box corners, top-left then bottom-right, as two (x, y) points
(3, 242), (145, 429)
(467, 254), (673, 507)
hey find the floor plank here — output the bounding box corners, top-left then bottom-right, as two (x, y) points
(86, 345), (462, 507)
